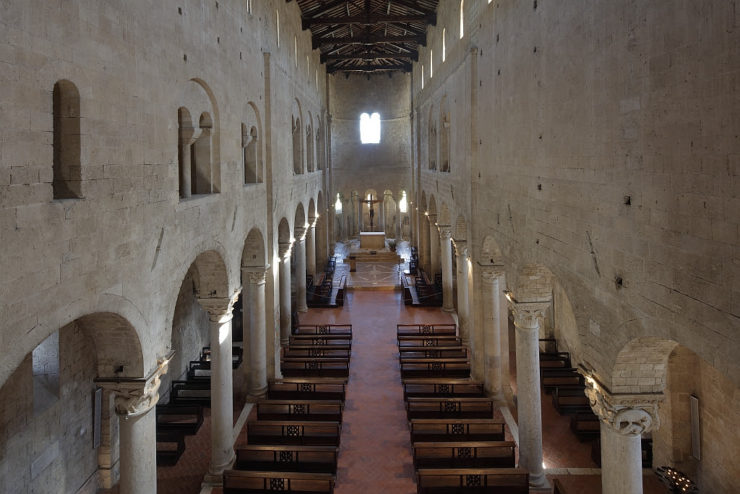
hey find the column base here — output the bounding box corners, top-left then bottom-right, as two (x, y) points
(204, 453), (236, 485)
(297, 305), (309, 313)
(442, 306), (455, 313)
(528, 471), (550, 490)
(247, 388), (268, 402)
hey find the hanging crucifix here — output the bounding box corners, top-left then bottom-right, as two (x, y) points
(361, 194), (382, 231)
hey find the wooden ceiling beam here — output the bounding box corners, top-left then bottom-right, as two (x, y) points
(327, 62), (412, 73)
(303, 13), (435, 29)
(312, 33), (425, 49)
(321, 51), (418, 62)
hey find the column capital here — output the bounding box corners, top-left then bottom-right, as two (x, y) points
(278, 241), (292, 258)
(294, 227), (307, 241)
(438, 225), (452, 239)
(479, 263), (506, 284)
(426, 213), (437, 223)
(584, 381), (662, 436)
(97, 356), (171, 418)
(509, 300), (550, 331)
(242, 266), (269, 285)
(198, 292), (239, 322)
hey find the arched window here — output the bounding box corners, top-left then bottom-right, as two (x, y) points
(335, 193), (342, 213)
(460, 0), (465, 38)
(192, 113), (213, 194)
(399, 191), (408, 213)
(421, 64), (425, 89)
(306, 123), (314, 172)
(292, 116), (302, 174)
(294, 35), (297, 66)
(442, 28), (446, 62)
(360, 112), (381, 144)
(276, 10), (280, 47)
(243, 124), (260, 184)
(430, 50), (434, 78)
(53, 80), (82, 199)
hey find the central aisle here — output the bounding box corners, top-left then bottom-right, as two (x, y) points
(299, 290), (454, 494)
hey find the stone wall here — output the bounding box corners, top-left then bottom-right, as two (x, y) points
(0, 324), (99, 493)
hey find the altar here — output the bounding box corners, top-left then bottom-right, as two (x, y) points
(359, 232), (386, 250)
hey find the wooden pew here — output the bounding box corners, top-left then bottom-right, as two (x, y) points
(570, 412), (600, 442)
(223, 470), (335, 494)
(400, 358), (471, 379)
(156, 404), (204, 435)
(156, 431), (186, 466)
(412, 441), (516, 469)
(399, 346), (468, 359)
(171, 380), (210, 406)
(294, 324), (352, 337)
(397, 323), (457, 338)
(416, 467), (529, 494)
(289, 334), (352, 348)
(409, 419), (506, 443)
(283, 346), (351, 359)
(398, 335), (462, 348)
(406, 397), (494, 420)
(403, 379), (485, 400)
(200, 345), (244, 369)
(187, 360), (212, 380)
(541, 370), (583, 394)
(234, 445), (338, 475)
(256, 400), (343, 422)
(267, 378), (347, 402)
(551, 387), (591, 415)
(247, 421), (342, 447)
(280, 357), (350, 378)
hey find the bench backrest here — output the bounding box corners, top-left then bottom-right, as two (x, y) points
(416, 468), (528, 493)
(223, 470), (335, 493)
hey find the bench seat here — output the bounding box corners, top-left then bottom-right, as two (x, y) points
(171, 380), (210, 406)
(406, 397), (494, 420)
(412, 441), (516, 470)
(294, 324), (352, 336)
(397, 324), (457, 338)
(267, 378), (347, 402)
(234, 445), (338, 475)
(570, 412), (600, 442)
(256, 400), (343, 422)
(399, 347), (468, 359)
(398, 335), (462, 347)
(416, 467), (529, 494)
(284, 348), (351, 359)
(551, 387), (591, 415)
(280, 357), (350, 378)
(247, 421), (342, 447)
(409, 419), (506, 443)
(403, 379), (485, 400)
(400, 359), (471, 379)
(156, 431), (186, 466)
(156, 404), (204, 435)
(223, 470), (335, 494)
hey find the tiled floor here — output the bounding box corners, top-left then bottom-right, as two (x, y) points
(146, 285), (669, 494)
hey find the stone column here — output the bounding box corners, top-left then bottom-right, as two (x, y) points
(480, 265), (506, 400)
(421, 213), (430, 273)
(306, 220), (316, 279)
(244, 267), (269, 400)
(294, 227), (308, 312)
(178, 126), (199, 199)
(439, 226), (454, 312)
(585, 384), (662, 494)
(199, 295), (239, 479)
(278, 242), (292, 345)
(509, 300), (550, 489)
(100, 359), (169, 494)
(428, 214), (439, 277)
(454, 241), (471, 347)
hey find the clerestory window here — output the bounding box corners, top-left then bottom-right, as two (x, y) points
(360, 112), (381, 144)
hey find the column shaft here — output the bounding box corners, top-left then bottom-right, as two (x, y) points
(306, 225), (316, 279)
(208, 311), (235, 475)
(279, 254), (291, 345)
(245, 270), (268, 399)
(180, 143), (192, 198)
(512, 305), (548, 488)
(440, 231), (454, 312)
(482, 273), (504, 398)
(118, 404), (157, 494)
(295, 237), (308, 312)
(601, 423), (644, 494)
(429, 222), (439, 276)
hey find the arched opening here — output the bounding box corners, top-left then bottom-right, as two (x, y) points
(53, 80), (82, 199)
(306, 116), (314, 172)
(439, 96), (450, 173)
(243, 124), (259, 184)
(428, 104), (437, 170)
(292, 115), (302, 174)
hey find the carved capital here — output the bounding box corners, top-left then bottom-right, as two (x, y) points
(584, 383), (662, 436)
(198, 292), (239, 322)
(426, 213), (437, 224)
(98, 357), (171, 419)
(243, 266), (269, 285)
(294, 227), (306, 241)
(438, 225), (452, 240)
(453, 240), (468, 259)
(479, 264), (505, 284)
(509, 301), (550, 331)
(278, 241), (292, 258)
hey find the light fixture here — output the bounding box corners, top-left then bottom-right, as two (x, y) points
(503, 289), (517, 303)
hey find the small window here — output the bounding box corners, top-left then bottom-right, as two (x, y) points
(399, 191), (408, 213)
(294, 36), (297, 66)
(276, 10), (280, 47)
(442, 28), (446, 62)
(460, 0), (465, 39)
(421, 64), (425, 89)
(360, 113), (381, 144)
(335, 193), (342, 213)
(430, 50), (433, 78)
(53, 80), (82, 199)
(246, 0), (253, 15)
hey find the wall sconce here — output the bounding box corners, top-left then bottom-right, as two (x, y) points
(503, 289), (517, 303)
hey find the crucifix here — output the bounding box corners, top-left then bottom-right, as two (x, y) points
(360, 194), (382, 231)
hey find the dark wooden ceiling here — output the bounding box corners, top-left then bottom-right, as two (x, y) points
(290, 0), (438, 73)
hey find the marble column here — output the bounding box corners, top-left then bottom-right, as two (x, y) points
(439, 226), (454, 312)
(509, 300), (550, 489)
(306, 220), (316, 279)
(428, 214), (439, 277)
(454, 241), (471, 347)
(244, 267), (268, 400)
(101, 359), (169, 494)
(278, 242), (292, 345)
(421, 214), (430, 274)
(480, 265), (506, 400)
(199, 295), (239, 479)
(585, 384), (662, 494)
(294, 227), (308, 312)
